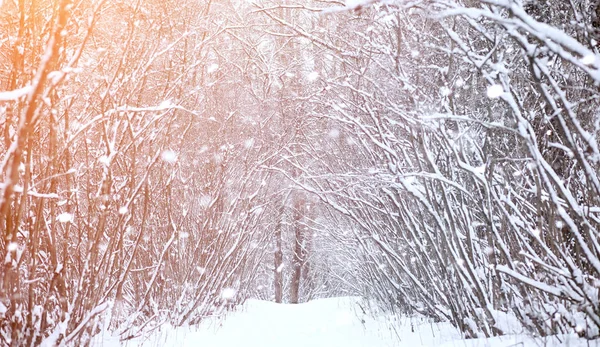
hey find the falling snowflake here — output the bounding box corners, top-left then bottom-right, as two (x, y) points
(57, 212), (73, 223)
(221, 288), (236, 300)
(307, 71), (319, 82)
(486, 84), (504, 99)
(244, 138), (255, 149)
(207, 63), (219, 74)
(199, 195), (212, 209)
(161, 150), (177, 163)
(98, 155), (110, 166)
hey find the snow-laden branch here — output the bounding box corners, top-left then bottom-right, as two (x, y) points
(0, 86), (32, 101)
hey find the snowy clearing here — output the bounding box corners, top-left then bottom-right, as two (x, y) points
(94, 297), (590, 347)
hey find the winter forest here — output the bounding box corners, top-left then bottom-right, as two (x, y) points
(2, 0), (600, 345)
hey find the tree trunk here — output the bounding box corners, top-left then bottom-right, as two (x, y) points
(289, 194), (305, 304)
(274, 202), (284, 303)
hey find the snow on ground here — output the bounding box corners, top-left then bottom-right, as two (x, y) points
(93, 297), (596, 347)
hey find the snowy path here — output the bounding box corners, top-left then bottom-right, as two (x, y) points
(174, 297), (397, 347)
(95, 297), (592, 347)
(98, 297), (401, 347)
